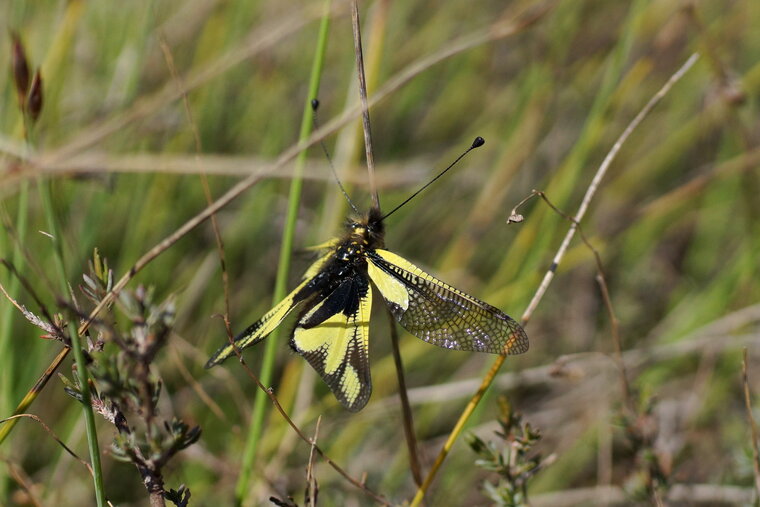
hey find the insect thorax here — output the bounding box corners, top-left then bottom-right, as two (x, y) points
(339, 207), (385, 261)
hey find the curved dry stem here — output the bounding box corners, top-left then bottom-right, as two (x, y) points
(410, 53), (700, 506)
(1, 414), (96, 482)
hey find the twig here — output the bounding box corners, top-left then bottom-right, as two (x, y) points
(350, 0), (379, 209)
(511, 190), (633, 412)
(388, 309), (423, 487)
(742, 348), (760, 500)
(157, 34), (234, 342)
(352, 0), (419, 487)
(0, 279), (63, 341)
(351, 1), (421, 486)
(306, 416), (321, 506)
(0, 413), (95, 477)
(521, 53), (699, 323)
(1, 257), (64, 341)
(409, 53), (700, 506)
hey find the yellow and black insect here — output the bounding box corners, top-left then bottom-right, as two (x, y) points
(206, 136), (528, 412)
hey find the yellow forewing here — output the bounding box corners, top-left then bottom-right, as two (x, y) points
(371, 249), (436, 284)
(368, 248), (529, 356)
(205, 251), (333, 368)
(367, 256), (409, 311)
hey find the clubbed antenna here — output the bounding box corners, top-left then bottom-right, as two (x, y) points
(311, 99), (360, 214)
(380, 136), (486, 221)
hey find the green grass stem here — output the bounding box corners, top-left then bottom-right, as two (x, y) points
(38, 176), (106, 507)
(234, 1), (332, 504)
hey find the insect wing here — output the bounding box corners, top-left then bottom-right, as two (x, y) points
(205, 251), (334, 368)
(291, 275), (372, 412)
(366, 249), (528, 355)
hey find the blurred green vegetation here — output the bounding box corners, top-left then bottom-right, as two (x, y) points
(1, 0), (760, 505)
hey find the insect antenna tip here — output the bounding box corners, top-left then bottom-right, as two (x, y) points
(311, 98), (320, 111)
(472, 136), (485, 149)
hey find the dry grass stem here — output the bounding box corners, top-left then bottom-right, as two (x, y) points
(350, 0), (379, 209)
(388, 308), (423, 487)
(411, 53), (700, 505)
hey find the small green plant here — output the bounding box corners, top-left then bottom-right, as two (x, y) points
(60, 252), (200, 506)
(467, 398), (554, 506)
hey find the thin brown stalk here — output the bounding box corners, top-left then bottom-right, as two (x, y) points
(0, 260), (64, 341)
(352, 0), (420, 487)
(521, 53), (700, 322)
(388, 309), (423, 487)
(158, 34), (234, 341)
(306, 416), (321, 506)
(742, 348), (760, 499)
(226, 343), (390, 505)
(410, 53), (700, 506)
(0, 280), (62, 341)
(511, 190), (633, 411)
(3, 459), (44, 507)
(350, 0), (379, 209)
(1, 414), (95, 478)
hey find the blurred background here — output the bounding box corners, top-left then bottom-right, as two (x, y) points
(1, 0), (760, 505)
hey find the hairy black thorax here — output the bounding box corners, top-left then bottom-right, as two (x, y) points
(336, 206), (385, 265)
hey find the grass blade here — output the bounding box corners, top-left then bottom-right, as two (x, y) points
(234, 1), (333, 503)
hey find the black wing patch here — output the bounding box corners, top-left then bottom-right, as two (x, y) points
(366, 249), (528, 355)
(291, 274), (372, 412)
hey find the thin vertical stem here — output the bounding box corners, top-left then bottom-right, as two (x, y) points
(38, 175), (106, 506)
(234, 2), (332, 504)
(387, 309), (423, 487)
(350, 0), (379, 210)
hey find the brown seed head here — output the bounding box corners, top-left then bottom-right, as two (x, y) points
(28, 69), (43, 122)
(10, 31), (31, 106)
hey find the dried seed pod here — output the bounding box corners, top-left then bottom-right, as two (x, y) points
(10, 31), (31, 106)
(28, 69), (43, 122)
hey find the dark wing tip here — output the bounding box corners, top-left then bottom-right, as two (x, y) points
(343, 392), (371, 412)
(503, 318), (529, 355)
(204, 344), (232, 369)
